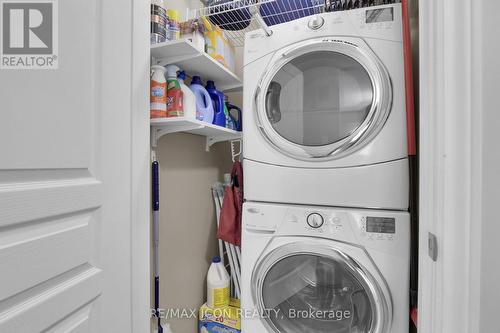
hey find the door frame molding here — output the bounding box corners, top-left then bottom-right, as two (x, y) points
(130, 0), (151, 331)
(418, 0), (483, 332)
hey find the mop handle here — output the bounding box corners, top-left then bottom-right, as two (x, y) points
(152, 161), (162, 333)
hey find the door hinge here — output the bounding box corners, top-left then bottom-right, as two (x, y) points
(428, 232), (438, 262)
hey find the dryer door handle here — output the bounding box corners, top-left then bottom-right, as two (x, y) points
(265, 81), (282, 124)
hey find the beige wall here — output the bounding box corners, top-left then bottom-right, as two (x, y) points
(153, 133), (234, 332)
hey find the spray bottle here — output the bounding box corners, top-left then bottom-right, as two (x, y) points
(150, 65), (167, 118)
(165, 65), (183, 117)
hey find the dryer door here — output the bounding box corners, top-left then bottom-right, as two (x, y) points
(256, 37), (392, 160)
(252, 242), (390, 333)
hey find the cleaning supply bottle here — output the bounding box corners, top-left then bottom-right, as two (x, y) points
(205, 80), (226, 127)
(190, 76), (214, 123)
(167, 9), (180, 40)
(207, 256), (230, 309)
(165, 65), (183, 117)
(226, 99), (242, 131)
(177, 71), (196, 119)
(223, 99), (234, 130)
(150, 65), (167, 118)
(223, 95), (235, 130)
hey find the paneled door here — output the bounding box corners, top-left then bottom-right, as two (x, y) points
(0, 0), (150, 332)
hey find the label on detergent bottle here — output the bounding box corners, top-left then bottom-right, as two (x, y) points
(212, 286), (230, 308)
(166, 80), (183, 117)
(150, 80), (167, 118)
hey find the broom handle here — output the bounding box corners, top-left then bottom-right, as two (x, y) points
(152, 161), (163, 333)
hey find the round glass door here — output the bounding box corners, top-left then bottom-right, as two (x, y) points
(267, 51), (373, 146)
(252, 243), (390, 333)
(257, 39), (392, 160)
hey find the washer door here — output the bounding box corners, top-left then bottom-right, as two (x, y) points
(256, 38), (392, 160)
(252, 242), (390, 333)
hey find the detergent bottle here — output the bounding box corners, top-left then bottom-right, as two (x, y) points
(150, 65), (167, 118)
(177, 71), (196, 119)
(190, 76), (214, 123)
(207, 256), (230, 309)
(226, 99), (242, 132)
(223, 99), (234, 130)
(165, 65), (183, 117)
(205, 80), (226, 127)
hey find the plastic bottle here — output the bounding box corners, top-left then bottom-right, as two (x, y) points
(205, 81), (226, 127)
(190, 76), (214, 123)
(150, 65), (167, 118)
(223, 96), (235, 130)
(226, 99), (242, 132)
(167, 9), (180, 40)
(207, 256), (230, 309)
(223, 99), (234, 130)
(177, 71), (196, 119)
(165, 65), (183, 117)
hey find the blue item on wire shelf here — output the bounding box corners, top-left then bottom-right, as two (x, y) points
(260, 0), (319, 26)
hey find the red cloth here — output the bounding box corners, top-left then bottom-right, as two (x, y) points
(411, 308), (418, 327)
(218, 161), (243, 246)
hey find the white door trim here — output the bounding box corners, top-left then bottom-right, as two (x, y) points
(418, 0), (484, 332)
(131, 0), (151, 331)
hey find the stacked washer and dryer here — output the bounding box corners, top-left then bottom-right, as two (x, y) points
(241, 3), (410, 333)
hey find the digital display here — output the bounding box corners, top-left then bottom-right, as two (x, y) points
(366, 217), (396, 234)
(366, 8), (394, 23)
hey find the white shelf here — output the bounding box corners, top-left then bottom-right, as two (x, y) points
(151, 40), (242, 91)
(150, 117), (242, 150)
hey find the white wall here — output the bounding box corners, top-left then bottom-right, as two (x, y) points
(419, 0), (500, 332)
(477, 1), (500, 331)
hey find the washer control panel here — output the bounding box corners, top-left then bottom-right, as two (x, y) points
(307, 213), (324, 228)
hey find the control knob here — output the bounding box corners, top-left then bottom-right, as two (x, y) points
(307, 213), (324, 228)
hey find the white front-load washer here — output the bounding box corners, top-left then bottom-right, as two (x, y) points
(243, 4), (409, 210)
(241, 202), (410, 333)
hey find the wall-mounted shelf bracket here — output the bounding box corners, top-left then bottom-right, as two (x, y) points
(151, 123), (204, 147)
(206, 134), (241, 152)
(151, 118), (242, 150)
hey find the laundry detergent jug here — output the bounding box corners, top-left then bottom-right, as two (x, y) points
(190, 76), (214, 123)
(177, 71), (196, 119)
(207, 256), (230, 309)
(205, 80), (226, 127)
(223, 100), (234, 130)
(225, 99), (242, 131)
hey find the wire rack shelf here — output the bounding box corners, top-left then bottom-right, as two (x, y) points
(191, 0), (325, 47)
(191, 0), (401, 47)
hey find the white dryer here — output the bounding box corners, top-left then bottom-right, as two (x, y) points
(241, 202), (410, 333)
(243, 4), (409, 210)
